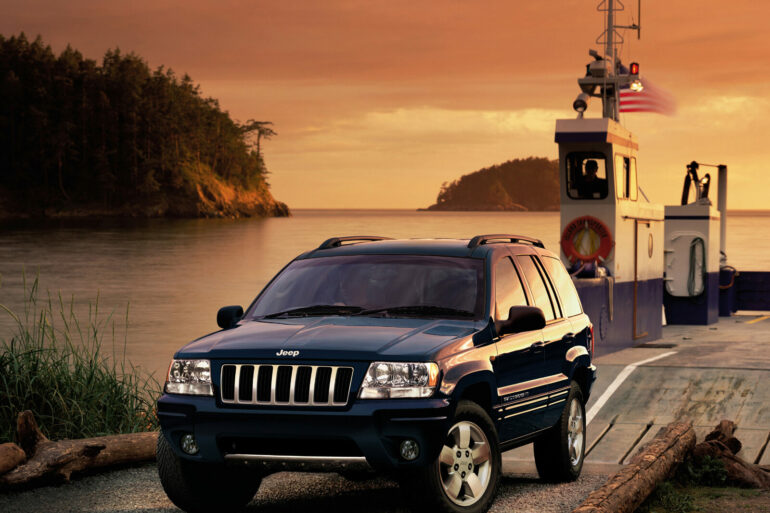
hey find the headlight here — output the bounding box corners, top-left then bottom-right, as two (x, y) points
(165, 359), (213, 396)
(359, 362), (439, 399)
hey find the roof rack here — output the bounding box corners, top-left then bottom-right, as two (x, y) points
(467, 234), (545, 249)
(318, 236), (392, 250)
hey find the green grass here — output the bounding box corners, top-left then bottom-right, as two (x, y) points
(0, 275), (161, 443)
(636, 456), (730, 513)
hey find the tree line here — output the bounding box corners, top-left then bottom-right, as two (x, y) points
(0, 33), (279, 215)
(427, 157), (559, 211)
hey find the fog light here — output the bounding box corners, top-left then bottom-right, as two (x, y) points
(400, 439), (419, 461)
(180, 433), (199, 455)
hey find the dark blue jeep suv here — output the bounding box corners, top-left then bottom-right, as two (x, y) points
(157, 234), (596, 513)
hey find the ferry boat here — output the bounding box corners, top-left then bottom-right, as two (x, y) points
(556, 0), (769, 355)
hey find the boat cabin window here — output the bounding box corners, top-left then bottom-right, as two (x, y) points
(566, 152), (608, 200)
(615, 155), (638, 201)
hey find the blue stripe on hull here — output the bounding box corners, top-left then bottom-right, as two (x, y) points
(663, 272), (719, 325)
(735, 271), (770, 311)
(575, 278), (663, 357)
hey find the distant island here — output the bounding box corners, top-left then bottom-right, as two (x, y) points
(0, 34), (288, 219)
(423, 157), (559, 211)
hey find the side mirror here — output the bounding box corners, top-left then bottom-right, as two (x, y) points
(495, 306), (545, 337)
(217, 305), (244, 330)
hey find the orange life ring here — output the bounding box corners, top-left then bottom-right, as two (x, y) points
(561, 216), (614, 263)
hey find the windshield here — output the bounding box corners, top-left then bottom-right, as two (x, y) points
(249, 255), (485, 320)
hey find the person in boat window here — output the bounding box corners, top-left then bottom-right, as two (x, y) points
(578, 159), (608, 198)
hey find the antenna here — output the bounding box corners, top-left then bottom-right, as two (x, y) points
(638, 0), (641, 39)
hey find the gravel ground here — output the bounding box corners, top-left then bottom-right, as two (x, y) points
(0, 464), (608, 513)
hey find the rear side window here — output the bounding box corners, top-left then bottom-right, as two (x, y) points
(494, 257), (528, 320)
(542, 257), (583, 317)
(515, 256), (556, 321)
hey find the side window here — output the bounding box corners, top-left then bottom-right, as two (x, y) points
(542, 257), (583, 317)
(515, 256), (556, 322)
(534, 257), (563, 319)
(566, 152), (608, 200)
(615, 154), (626, 199)
(494, 257), (528, 320)
(615, 155), (638, 201)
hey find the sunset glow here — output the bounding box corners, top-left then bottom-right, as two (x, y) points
(3, 0), (767, 209)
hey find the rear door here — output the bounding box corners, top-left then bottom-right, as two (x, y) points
(491, 255), (546, 441)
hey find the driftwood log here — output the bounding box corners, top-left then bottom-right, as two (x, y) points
(572, 420), (696, 513)
(692, 419), (770, 489)
(0, 410), (158, 487)
(0, 443), (26, 475)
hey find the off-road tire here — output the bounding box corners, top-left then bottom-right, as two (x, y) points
(400, 400), (501, 513)
(533, 381), (586, 482)
(157, 433), (262, 513)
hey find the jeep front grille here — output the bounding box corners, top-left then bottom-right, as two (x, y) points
(220, 364), (354, 406)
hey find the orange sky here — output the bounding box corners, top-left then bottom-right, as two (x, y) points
(2, 0), (769, 209)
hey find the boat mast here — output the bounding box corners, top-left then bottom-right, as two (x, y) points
(604, 0), (616, 119)
(575, 0), (641, 120)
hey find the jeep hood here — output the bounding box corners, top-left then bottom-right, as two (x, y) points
(176, 317), (479, 361)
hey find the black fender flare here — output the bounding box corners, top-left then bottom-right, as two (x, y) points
(444, 370), (497, 416)
(562, 345), (595, 400)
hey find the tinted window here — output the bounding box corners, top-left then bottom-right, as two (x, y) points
(542, 257), (583, 317)
(567, 152), (608, 200)
(535, 257), (563, 319)
(249, 255), (486, 319)
(515, 256), (556, 321)
(494, 257), (528, 320)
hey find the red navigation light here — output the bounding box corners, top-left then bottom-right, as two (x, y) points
(630, 62), (640, 75)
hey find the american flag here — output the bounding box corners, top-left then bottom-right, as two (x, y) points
(619, 79), (676, 115)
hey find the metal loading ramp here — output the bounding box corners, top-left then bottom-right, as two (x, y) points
(503, 314), (770, 473)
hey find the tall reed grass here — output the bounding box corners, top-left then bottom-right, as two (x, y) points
(0, 276), (160, 442)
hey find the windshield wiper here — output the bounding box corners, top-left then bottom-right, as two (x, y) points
(356, 305), (475, 318)
(261, 304), (364, 319)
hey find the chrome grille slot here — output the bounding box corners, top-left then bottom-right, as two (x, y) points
(220, 364), (354, 406)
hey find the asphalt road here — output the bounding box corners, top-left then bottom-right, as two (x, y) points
(0, 464), (608, 513)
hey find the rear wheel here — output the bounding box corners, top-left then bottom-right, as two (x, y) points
(533, 381), (586, 482)
(157, 433), (262, 513)
(401, 400), (501, 513)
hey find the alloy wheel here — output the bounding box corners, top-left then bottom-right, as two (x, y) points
(438, 420), (492, 506)
(567, 398), (584, 467)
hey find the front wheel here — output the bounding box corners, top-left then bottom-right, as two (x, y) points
(401, 400), (501, 513)
(533, 381), (586, 482)
(157, 433), (262, 513)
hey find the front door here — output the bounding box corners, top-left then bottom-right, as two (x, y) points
(491, 256), (547, 441)
(513, 255), (572, 429)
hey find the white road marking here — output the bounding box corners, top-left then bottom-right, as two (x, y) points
(586, 351), (677, 425)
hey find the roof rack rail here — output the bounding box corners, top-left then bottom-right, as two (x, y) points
(318, 236), (392, 250)
(467, 234), (545, 249)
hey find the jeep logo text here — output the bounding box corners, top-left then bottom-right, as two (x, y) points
(276, 349), (300, 357)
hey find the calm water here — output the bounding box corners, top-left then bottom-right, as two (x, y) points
(1, 210), (768, 379)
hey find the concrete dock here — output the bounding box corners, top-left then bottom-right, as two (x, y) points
(504, 313), (770, 474)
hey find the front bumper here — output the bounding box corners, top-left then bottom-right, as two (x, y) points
(157, 393), (452, 472)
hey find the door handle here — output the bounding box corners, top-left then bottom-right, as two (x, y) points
(530, 341), (544, 353)
(562, 333), (576, 344)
